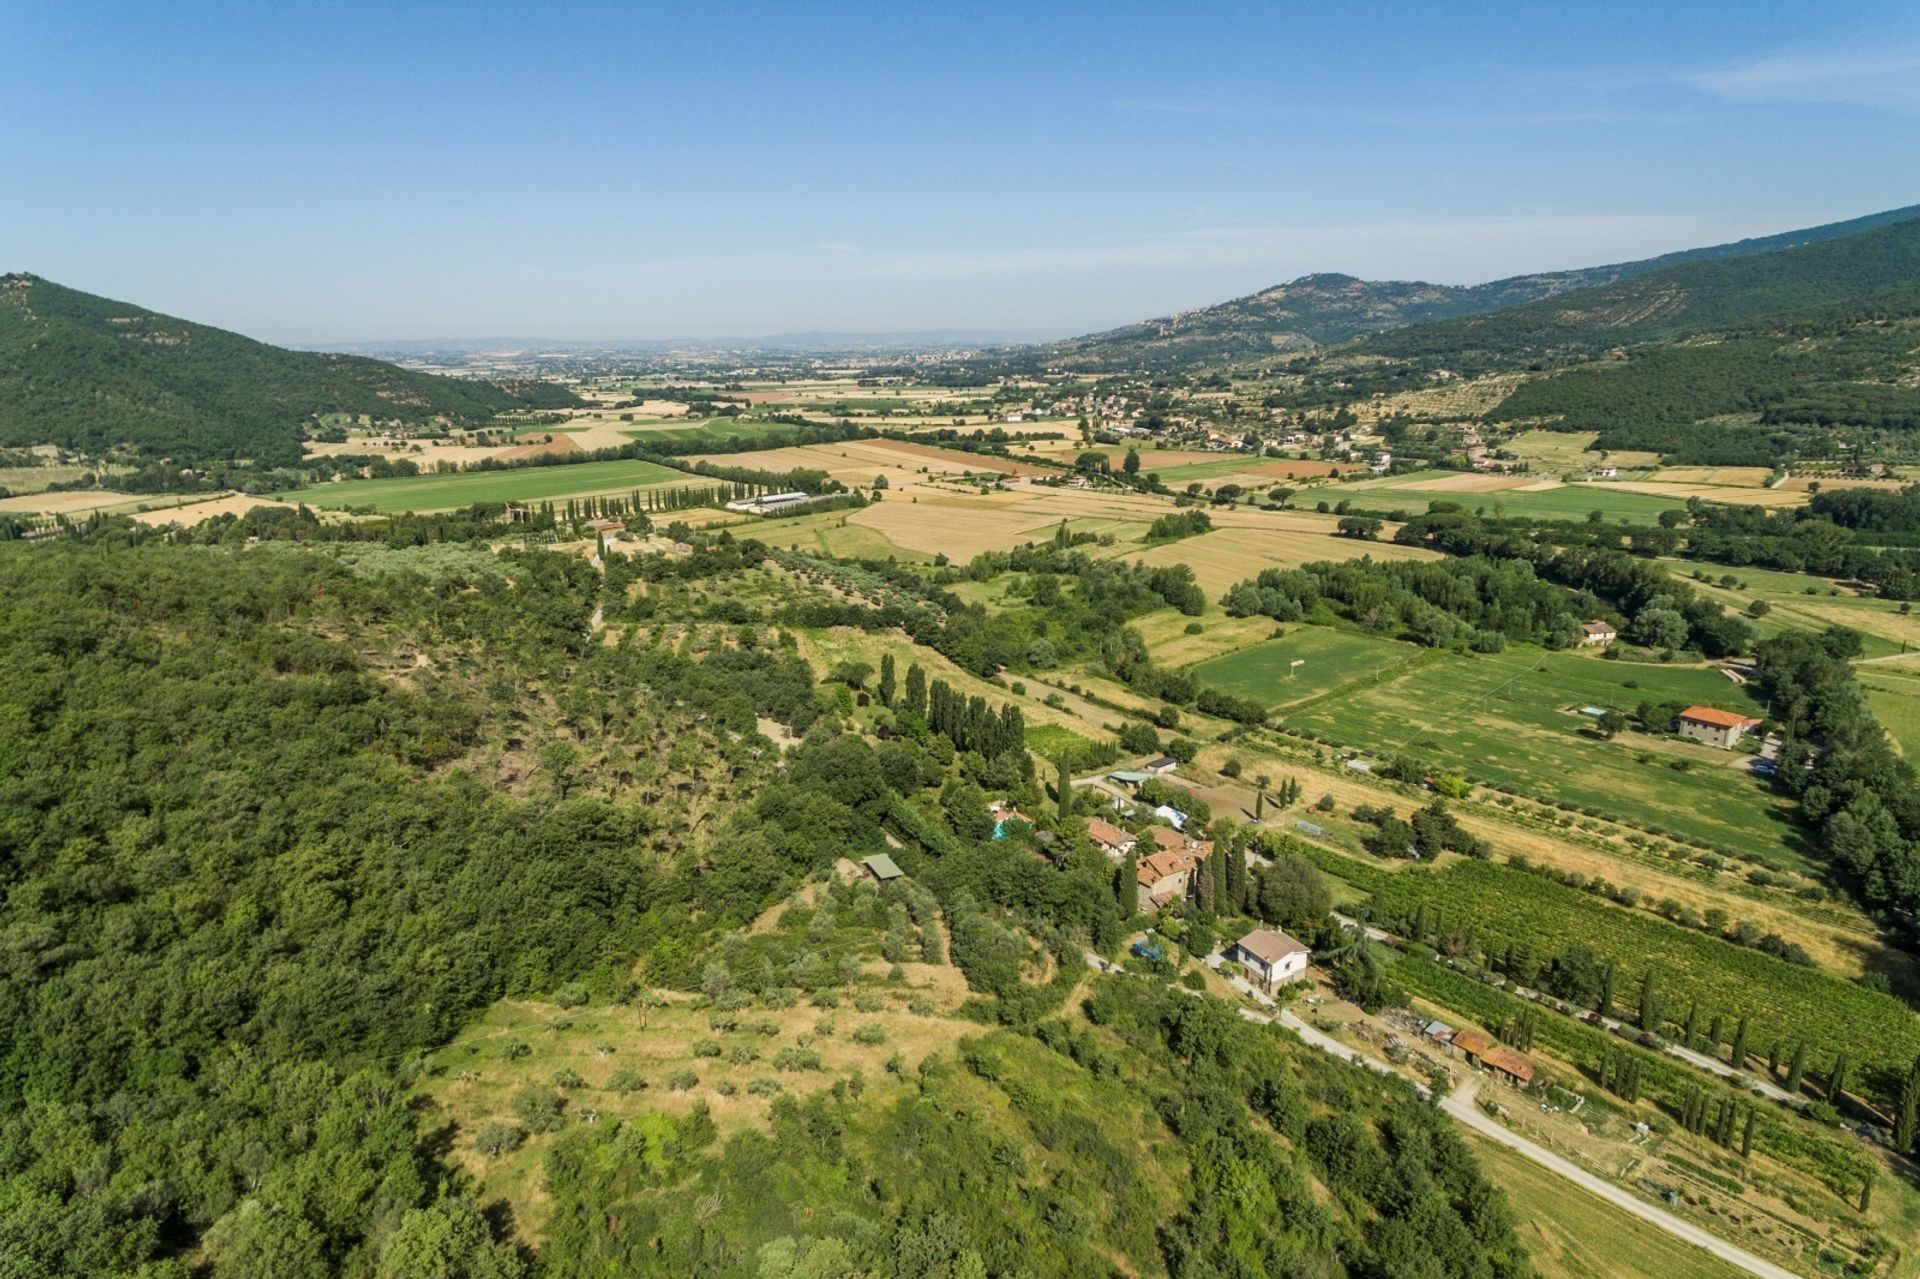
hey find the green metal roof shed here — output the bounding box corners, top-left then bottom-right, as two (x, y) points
(861, 854), (904, 881)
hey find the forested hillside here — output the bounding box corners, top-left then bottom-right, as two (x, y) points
(1003, 204), (1920, 373)
(0, 274), (580, 467)
(0, 533), (1534, 1278)
(1359, 215), (1920, 368)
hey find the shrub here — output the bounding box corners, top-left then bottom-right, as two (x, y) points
(774, 1047), (823, 1072)
(607, 1067), (648, 1094)
(726, 1043), (760, 1065)
(666, 1068), (698, 1091)
(692, 1039), (722, 1058)
(746, 1078), (784, 1097)
(551, 1068), (586, 1089)
(501, 1039), (531, 1061)
(473, 1122), (525, 1157)
(852, 1024), (886, 1046)
(513, 1086), (566, 1133)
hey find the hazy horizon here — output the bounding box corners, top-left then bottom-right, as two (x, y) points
(6, 0), (1920, 344)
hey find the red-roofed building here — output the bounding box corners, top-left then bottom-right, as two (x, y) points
(1135, 848), (1202, 910)
(1676, 705), (1763, 749)
(1085, 819), (1136, 859)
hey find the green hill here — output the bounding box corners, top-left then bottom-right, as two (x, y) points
(1007, 205), (1920, 373)
(1360, 214), (1920, 368)
(0, 274), (580, 468)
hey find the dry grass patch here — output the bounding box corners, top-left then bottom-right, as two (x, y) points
(1651, 466), (1773, 488)
(1603, 481), (1805, 507)
(1100, 526), (1436, 597)
(131, 493), (299, 526)
(847, 498), (1061, 557)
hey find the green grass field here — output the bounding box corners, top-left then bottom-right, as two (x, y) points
(1663, 559), (1920, 658)
(278, 458), (695, 513)
(1189, 627), (1418, 710)
(1461, 1136), (1747, 1279)
(618, 416), (807, 445)
(1336, 471), (1688, 522)
(1284, 643), (1801, 863)
(1860, 659), (1920, 759)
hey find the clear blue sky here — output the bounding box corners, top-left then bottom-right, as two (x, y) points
(4, 0), (1918, 343)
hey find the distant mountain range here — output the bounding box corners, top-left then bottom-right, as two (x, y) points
(1021, 204), (1920, 372)
(0, 274), (581, 469)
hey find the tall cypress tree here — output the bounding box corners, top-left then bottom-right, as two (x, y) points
(1116, 848), (1138, 921)
(1729, 1016), (1749, 1072)
(1638, 970), (1660, 1035)
(1893, 1053), (1920, 1155)
(904, 663), (927, 721)
(1785, 1041), (1808, 1094)
(878, 653), (896, 707)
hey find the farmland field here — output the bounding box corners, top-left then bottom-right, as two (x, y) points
(1306, 850), (1920, 1102)
(1335, 470), (1696, 521)
(1284, 646), (1799, 863)
(1859, 659), (1920, 758)
(1189, 627), (1420, 709)
(1095, 524), (1437, 596)
(1462, 1136), (1747, 1279)
(1666, 559), (1920, 655)
(276, 457), (694, 512)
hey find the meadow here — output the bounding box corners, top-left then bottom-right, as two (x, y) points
(1283, 644), (1799, 863)
(1334, 470), (1693, 522)
(1188, 626), (1420, 710)
(1666, 559), (1920, 657)
(274, 457), (695, 512)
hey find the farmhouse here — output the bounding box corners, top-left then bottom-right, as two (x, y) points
(1579, 619), (1617, 646)
(1135, 848), (1202, 910)
(1676, 705), (1763, 749)
(1231, 928), (1311, 992)
(1085, 818), (1136, 859)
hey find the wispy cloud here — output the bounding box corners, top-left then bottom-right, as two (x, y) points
(1689, 49), (1920, 110)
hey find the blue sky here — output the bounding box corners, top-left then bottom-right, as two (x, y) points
(4, 0), (1919, 343)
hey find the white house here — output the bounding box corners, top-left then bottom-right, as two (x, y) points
(1232, 928), (1312, 992)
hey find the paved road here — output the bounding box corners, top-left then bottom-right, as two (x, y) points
(1442, 1079), (1804, 1279)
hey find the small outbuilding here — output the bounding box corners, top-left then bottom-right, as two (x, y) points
(1579, 620), (1617, 646)
(1480, 1046), (1536, 1088)
(860, 854), (904, 883)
